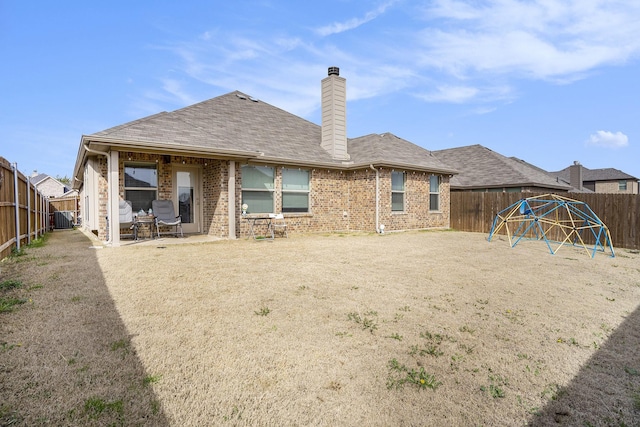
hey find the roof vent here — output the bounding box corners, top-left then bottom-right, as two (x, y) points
(236, 93), (247, 100)
(328, 66), (339, 76)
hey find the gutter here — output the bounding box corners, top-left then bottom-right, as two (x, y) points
(86, 136), (262, 159)
(251, 156), (459, 176)
(80, 135), (460, 175)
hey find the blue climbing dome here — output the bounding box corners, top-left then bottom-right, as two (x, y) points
(488, 194), (615, 258)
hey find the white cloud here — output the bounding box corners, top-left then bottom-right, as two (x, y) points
(161, 78), (198, 106)
(315, 1), (398, 36)
(147, 0), (640, 116)
(416, 83), (513, 105)
(418, 0), (640, 81)
(418, 85), (479, 103)
(586, 130), (629, 149)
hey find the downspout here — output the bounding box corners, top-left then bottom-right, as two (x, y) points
(83, 142), (112, 244)
(370, 165), (379, 233)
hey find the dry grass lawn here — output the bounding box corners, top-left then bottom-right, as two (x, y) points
(1, 228), (640, 426)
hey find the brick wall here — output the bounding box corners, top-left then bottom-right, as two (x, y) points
(237, 165), (450, 238)
(96, 158), (108, 241)
(202, 160), (230, 237)
(377, 169), (450, 231)
(89, 153), (452, 240)
(595, 180), (639, 194)
(36, 179), (66, 198)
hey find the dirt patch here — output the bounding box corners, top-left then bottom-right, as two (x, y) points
(2, 229), (640, 425)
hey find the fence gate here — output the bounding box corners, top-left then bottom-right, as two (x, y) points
(49, 196), (79, 230)
(53, 211), (75, 229)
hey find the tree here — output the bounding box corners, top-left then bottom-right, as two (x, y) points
(56, 175), (71, 185)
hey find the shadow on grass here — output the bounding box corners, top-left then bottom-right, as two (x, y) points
(528, 303), (640, 425)
(0, 230), (170, 426)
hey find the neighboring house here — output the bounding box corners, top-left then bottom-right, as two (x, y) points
(550, 162), (640, 194)
(30, 172), (77, 198)
(72, 67), (457, 245)
(432, 144), (572, 193)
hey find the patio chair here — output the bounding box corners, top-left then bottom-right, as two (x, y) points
(270, 213), (288, 238)
(152, 200), (183, 238)
(119, 200), (137, 240)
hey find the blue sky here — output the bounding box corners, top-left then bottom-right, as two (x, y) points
(2, 0), (640, 181)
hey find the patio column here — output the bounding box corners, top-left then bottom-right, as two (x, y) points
(109, 150), (120, 246)
(228, 161), (236, 239)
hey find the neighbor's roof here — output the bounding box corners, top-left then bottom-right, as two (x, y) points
(432, 144), (571, 191)
(30, 173), (50, 185)
(75, 91), (457, 181)
(31, 174), (69, 191)
(550, 165), (638, 182)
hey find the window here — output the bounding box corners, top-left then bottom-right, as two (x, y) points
(619, 180), (628, 191)
(124, 164), (157, 213)
(429, 175), (440, 211)
(391, 171), (405, 212)
(282, 168), (310, 213)
(241, 165), (274, 213)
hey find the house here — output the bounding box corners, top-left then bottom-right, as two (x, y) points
(72, 67), (457, 245)
(30, 172), (77, 198)
(431, 144), (572, 193)
(550, 162), (639, 194)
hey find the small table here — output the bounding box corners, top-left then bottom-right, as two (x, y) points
(134, 215), (156, 240)
(245, 214), (274, 240)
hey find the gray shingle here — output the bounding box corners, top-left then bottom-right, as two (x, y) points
(92, 92), (338, 164)
(87, 91), (457, 173)
(432, 144), (570, 190)
(349, 133), (457, 173)
(550, 165), (638, 181)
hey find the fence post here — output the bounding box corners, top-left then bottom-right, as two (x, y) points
(12, 162), (20, 252)
(26, 176), (32, 244)
(35, 188), (39, 240)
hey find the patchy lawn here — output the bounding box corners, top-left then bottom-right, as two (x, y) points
(1, 228), (640, 426)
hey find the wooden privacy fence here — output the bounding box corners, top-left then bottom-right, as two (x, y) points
(451, 192), (640, 250)
(0, 156), (50, 260)
(50, 196), (80, 229)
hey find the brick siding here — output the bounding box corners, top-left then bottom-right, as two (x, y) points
(594, 180), (639, 194)
(90, 152), (452, 240)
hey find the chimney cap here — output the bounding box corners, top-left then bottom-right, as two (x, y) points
(328, 66), (339, 76)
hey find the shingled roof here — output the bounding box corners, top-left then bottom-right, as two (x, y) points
(90, 91), (331, 163)
(550, 165), (638, 182)
(432, 144), (570, 191)
(83, 91), (456, 173)
(349, 132), (457, 173)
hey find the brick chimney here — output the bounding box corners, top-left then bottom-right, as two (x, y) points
(321, 67), (349, 160)
(569, 161), (583, 190)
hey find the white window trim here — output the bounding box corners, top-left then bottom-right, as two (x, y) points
(241, 165), (275, 213)
(391, 171), (406, 212)
(429, 174), (440, 212)
(281, 168), (310, 214)
(124, 163), (158, 212)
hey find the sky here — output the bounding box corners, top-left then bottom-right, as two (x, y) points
(2, 0), (640, 181)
